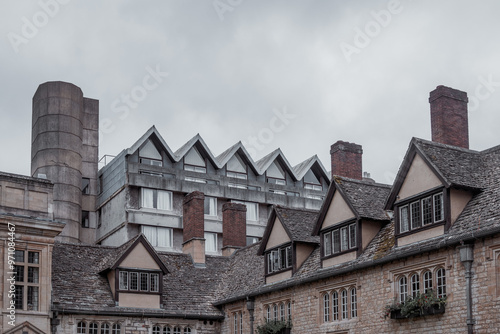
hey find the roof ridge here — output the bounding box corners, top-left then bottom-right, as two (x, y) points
(333, 175), (391, 188)
(412, 137), (481, 154)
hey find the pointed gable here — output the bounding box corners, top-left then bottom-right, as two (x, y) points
(265, 216), (291, 251)
(321, 189), (356, 230)
(227, 153), (247, 173)
(139, 139), (162, 160)
(185, 146), (206, 167)
(398, 153), (443, 201)
(4, 321), (47, 334)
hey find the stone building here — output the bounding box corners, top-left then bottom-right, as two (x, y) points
(1, 83), (500, 333)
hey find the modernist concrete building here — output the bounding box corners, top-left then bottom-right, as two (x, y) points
(1, 83), (500, 334)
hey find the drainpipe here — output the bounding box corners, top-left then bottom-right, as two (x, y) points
(246, 297), (255, 334)
(459, 244), (475, 334)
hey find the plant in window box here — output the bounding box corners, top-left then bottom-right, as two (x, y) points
(256, 320), (292, 334)
(384, 290), (446, 319)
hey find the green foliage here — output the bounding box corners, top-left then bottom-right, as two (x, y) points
(383, 290), (446, 319)
(256, 320), (292, 334)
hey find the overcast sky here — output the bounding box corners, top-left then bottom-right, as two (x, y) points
(1, 0), (499, 184)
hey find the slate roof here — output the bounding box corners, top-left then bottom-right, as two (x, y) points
(52, 242), (229, 318)
(334, 176), (392, 221)
(53, 136), (500, 315)
(274, 206), (320, 244)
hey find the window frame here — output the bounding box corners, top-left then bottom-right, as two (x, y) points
(395, 189), (447, 236)
(14, 249), (40, 311)
(116, 268), (163, 295)
(265, 244), (293, 275)
(204, 197), (217, 217)
(321, 221), (358, 260)
(140, 188), (173, 211)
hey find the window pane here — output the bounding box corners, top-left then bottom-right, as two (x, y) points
(28, 267), (39, 283)
(422, 196), (433, 225)
(15, 250), (24, 263)
(349, 224), (356, 249)
(153, 326), (161, 334)
(112, 324), (121, 334)
(27, 286), (38, 311)
(82, 177), (90, 194)
(323, 293), (330, 322)
(286, 246), (292, 268)
(14, 285), (23, 309)
(246, 202), (258, 221)
(77, 322), (86, 334)
(89, 323), (98, 334)
(15, 265), (24, 282)
(142, 225), (157, 247)
(101, 323), (110, 334)
(341, 227), (348, 251)
(434, 193), (444, 222)
(205, 232), (217, 253)
(350, 288), (357, 318)
(332, 291), (339, 321)
(140, 273), (149, 291)
(204, 197), (217, 216)
(141, 188), (154, 208)
(341, 290), (348, 320)
(399, 276), (408, 303)
(273, 304), (278, 321)
(423, 271), (433, 292)
(150, 273), (159, 292)
(157, 227), (172, 248)
(157, 190), (172, 211)
(81, 211), (90, 228)
(130, 272), (138, 290)
(28, 251), (39, 264)
(411, 274), (420, 298)
(324, 232), (332, 256)
(287, 302), (292, 320)
(437, 268), (446, 298)
(400, 206), (409, 233)
(119, 271), (128, 290)
(333, 230), (340, 253)
(411, 201), (421, 229)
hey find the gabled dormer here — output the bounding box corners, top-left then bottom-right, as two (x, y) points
(385, 138), (482, 246)
(385, 86), (484, 247)
(99, 234), (169, 308)
(313, 176), (391, 268)
(257, 206), (319, 284)
(292, 155), (330, 196)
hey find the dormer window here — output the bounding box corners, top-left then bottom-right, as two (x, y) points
(227, 154), (247, 180)
(266, 161), (286, 185)
(322, 222), (357, 257)
(266, 244), (292, 274)
(397, 190), (444, 234)
(184, 147), (206, 173)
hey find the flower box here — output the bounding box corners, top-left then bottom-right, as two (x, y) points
(390, 304), (445, 319)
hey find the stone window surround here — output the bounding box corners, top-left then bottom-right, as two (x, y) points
(319, 279), (358, 324)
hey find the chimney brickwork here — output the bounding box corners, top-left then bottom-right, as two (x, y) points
(222, 202), (247, 252)
(330, 141), (363, 180)
(182, 191), (206, 266)
(429, 85), (469, 149)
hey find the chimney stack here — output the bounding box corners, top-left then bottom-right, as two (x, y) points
(429, 85), (469, 149)
(330, 141), (363, 180)
(182, 191), (205, 267)
(222, 202), (247, 256)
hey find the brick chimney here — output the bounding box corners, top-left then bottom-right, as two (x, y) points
(222, 202), (247, 256)
(429, 85), (469, 149)
(182, 191), (205, 267)
(330, 141), (363, 180)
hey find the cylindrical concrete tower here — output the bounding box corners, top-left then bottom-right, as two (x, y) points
(31, 81), (99, 243)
